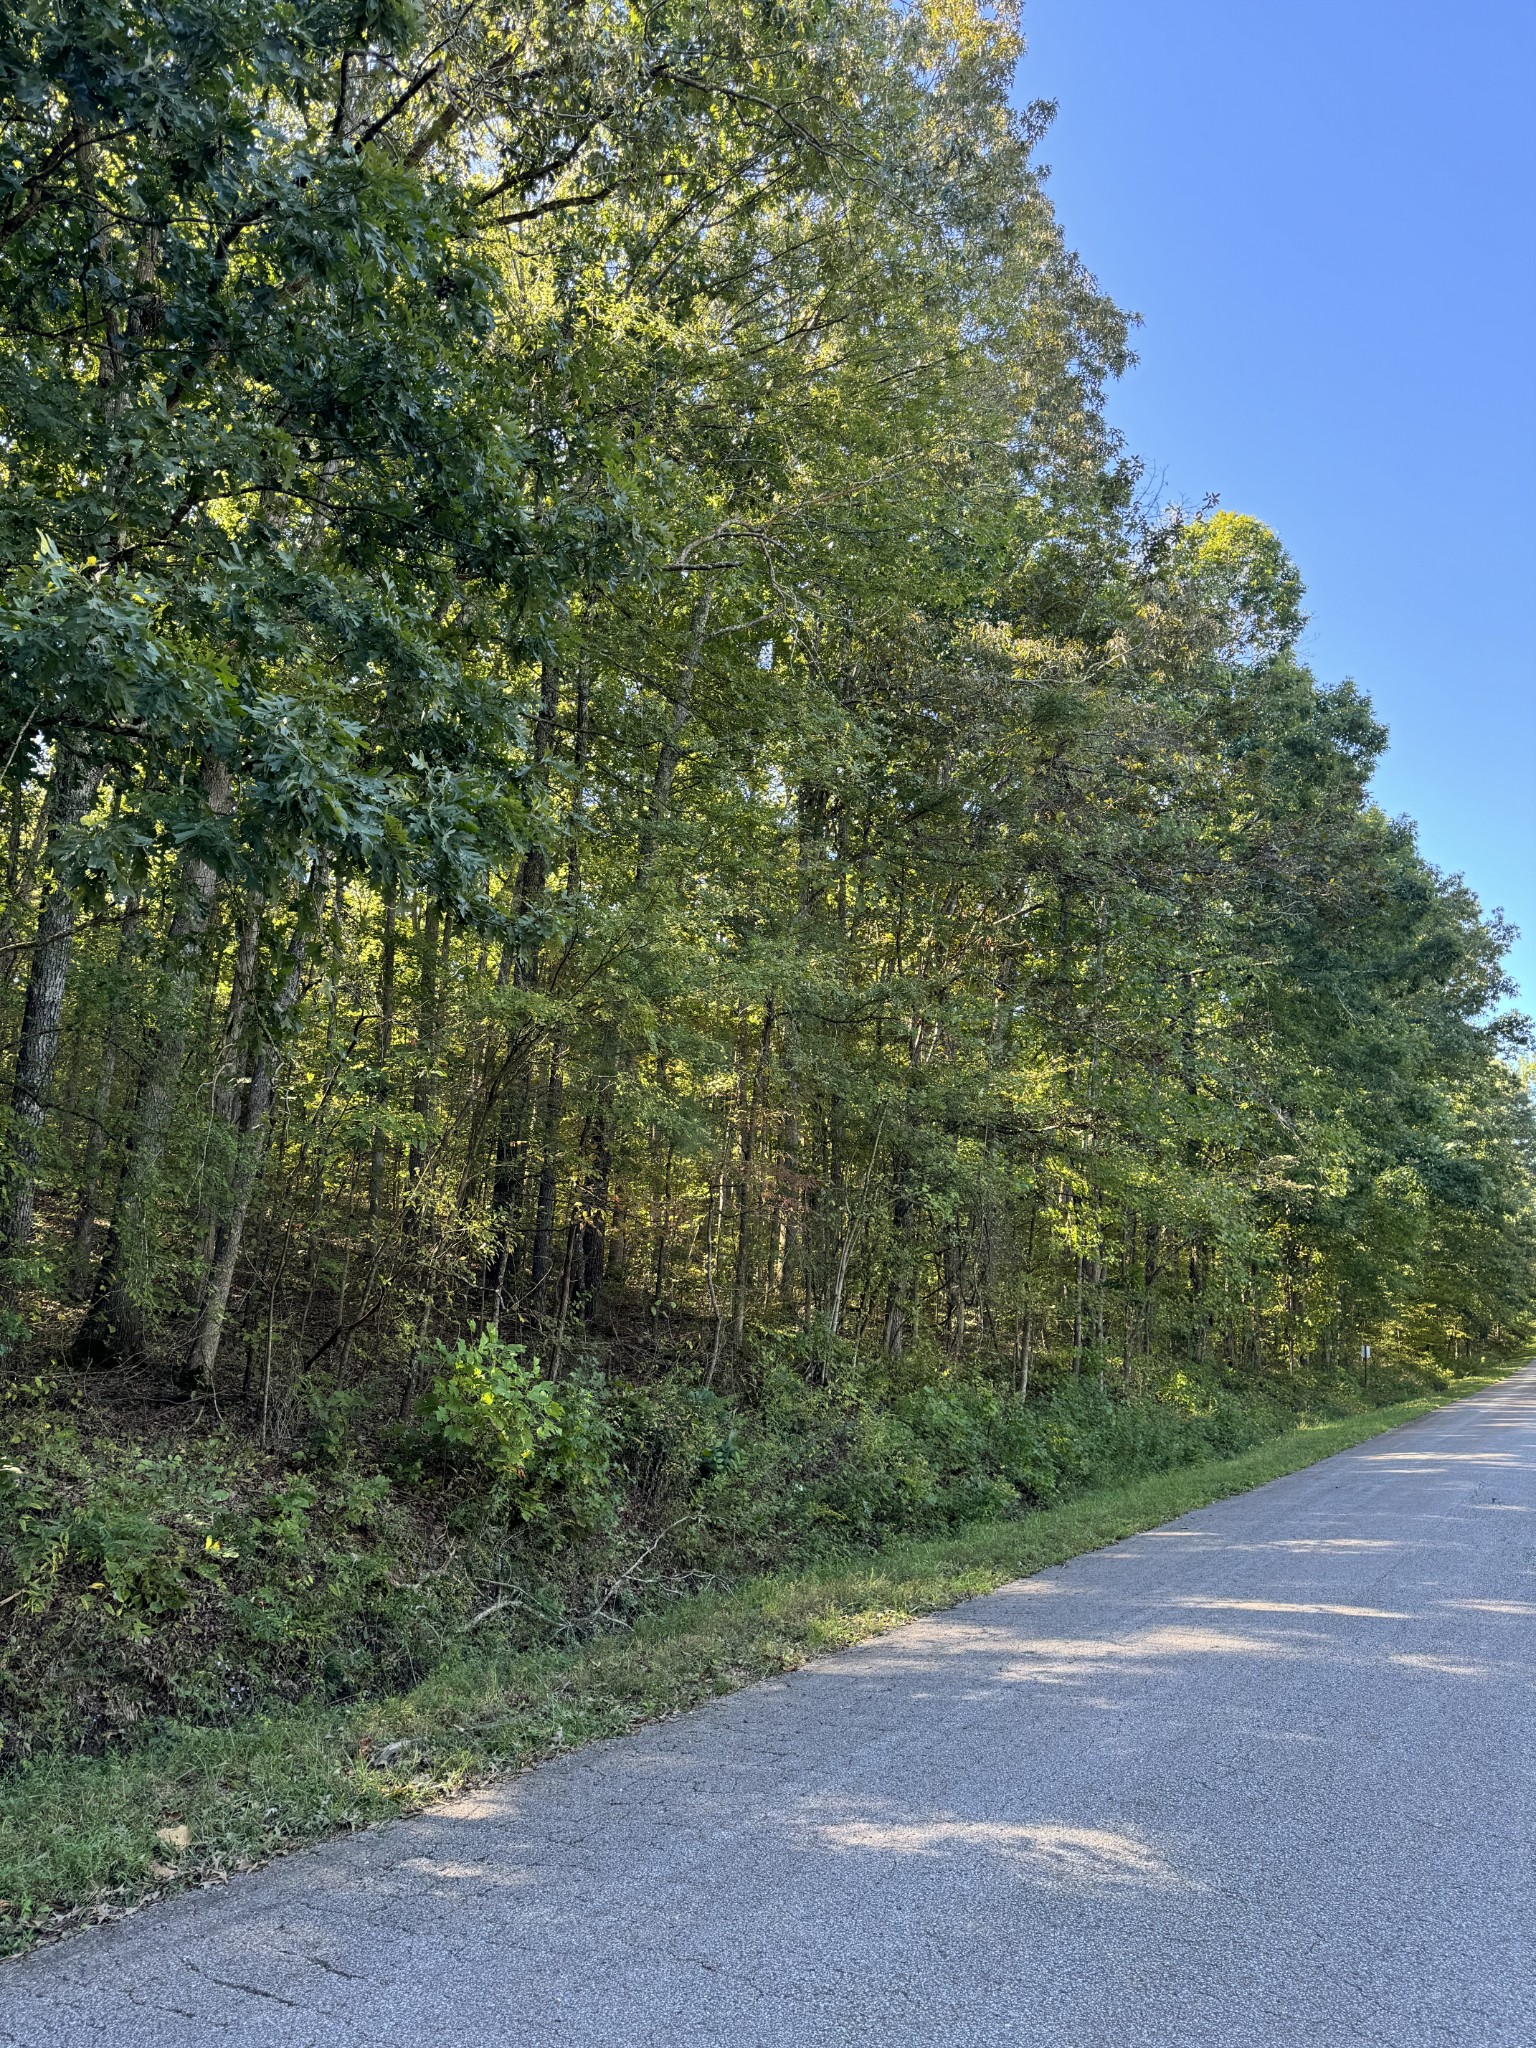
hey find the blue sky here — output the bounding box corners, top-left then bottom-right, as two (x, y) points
(1016, 0), (1536, 1004)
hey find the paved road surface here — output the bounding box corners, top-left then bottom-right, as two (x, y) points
(5, 1370), (1535, 2045)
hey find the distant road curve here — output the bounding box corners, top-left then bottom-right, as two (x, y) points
(6, 1368), (1536, 2046)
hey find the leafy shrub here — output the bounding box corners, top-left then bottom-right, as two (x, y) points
(0, 1346), (1445, 1765)
(6, 1498), (235, 1625)
(296, 1383), (376, 1471)
(412, 1330), (612, 1527)
(651, 1363), (1297, 1569)
(0, 1391), (458, 1759)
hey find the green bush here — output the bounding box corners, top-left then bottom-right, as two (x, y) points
(0, 1343), (1459, 1766)
(0, 1389), (457, 1759)
(650, 1364), (1300, 1569)
(411, 1330), (613, 1527)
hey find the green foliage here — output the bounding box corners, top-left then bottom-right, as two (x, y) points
(6, 1494), (235, 1625)
(0, 0), (1530, 1794)
(1, 1350), (1484, 1766)
(0, 1387), (452, 1760)
(411, 1331), (612, 1525)
(614, 1350), (1436, 1574)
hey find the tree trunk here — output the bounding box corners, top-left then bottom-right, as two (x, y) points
(76, 757), (230, 1361)
(187, 904), (262, 1276)
(635, 591), (711, 883)
(182, 879), (320, 1391)
(369, 882), (396, 1221)
(530, 1035), (565, 1301)
(407, 896), (441, 1194)
(182, 1048), (279, 1392)
(0, 778), (51, 1000)
(729, 1004), (772, 1350)
(0, 747), (102, 1261)
(68, 894), (141, 1292)
(485, 1074), (532, 1321)
(581, 1070), (615, 1316)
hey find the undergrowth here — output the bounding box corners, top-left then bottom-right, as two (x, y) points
(0, 1332), (1485, 1766)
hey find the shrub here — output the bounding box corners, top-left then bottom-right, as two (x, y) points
(412, 1330), (613, 1527)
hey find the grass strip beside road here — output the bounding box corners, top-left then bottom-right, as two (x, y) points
(0, 1374), (1507, 1956)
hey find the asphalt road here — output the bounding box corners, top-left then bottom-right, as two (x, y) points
(5, 1369), (1535, 2046)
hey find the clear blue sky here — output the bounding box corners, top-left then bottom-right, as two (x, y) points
(1016, 0), (1536, 1004)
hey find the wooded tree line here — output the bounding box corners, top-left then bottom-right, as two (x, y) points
(3, 0), (1532, 1430)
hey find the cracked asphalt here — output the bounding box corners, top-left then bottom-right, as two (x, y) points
(4, 1367), (1535, 2046)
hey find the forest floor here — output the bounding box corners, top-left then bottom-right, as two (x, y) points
(0, 1365), (1519, 1971)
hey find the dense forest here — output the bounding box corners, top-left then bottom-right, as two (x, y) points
(2, 0), (1532, 1752)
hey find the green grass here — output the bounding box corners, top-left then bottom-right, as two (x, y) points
(0, 1371), (1509, 1957)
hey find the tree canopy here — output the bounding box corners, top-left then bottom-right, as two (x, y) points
(1, 0), (1529, 1452)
